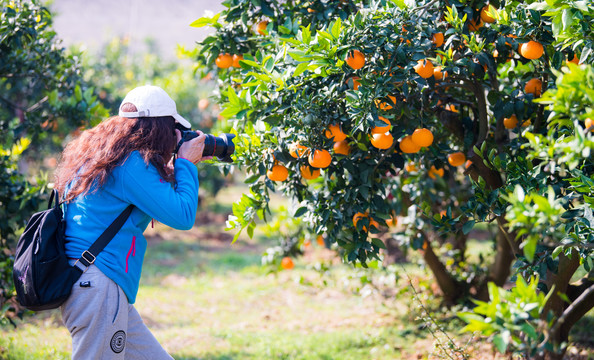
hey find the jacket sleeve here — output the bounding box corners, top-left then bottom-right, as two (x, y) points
(120, 154), (199, 230)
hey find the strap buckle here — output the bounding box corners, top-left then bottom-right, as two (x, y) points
(81, 250), (96, 265)
(73, 251), (96, 273)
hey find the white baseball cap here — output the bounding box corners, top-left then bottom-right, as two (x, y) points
(118, 85), (192, 129)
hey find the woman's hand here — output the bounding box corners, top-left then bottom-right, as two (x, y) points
(175, 129), (213, 164)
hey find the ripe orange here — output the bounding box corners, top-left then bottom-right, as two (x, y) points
(289, 142), (308, 158)
(385, 215), (398, 227)
(300, 165), (321, 180)
(524, 78), (542, 97)
(316, 235), (325, 246)
(405, 162), (417, 172)
(439, 210), (447, 218)
(267, 164), (289, 182)
(432, 32), (444, 47)
(371, 116), (391, 134)
(468, 18), (483, 31)
(411, 128), (434, 147)
(346, 49), (365, 70)
(585, 118), (593, 131)
(447, 152), (466, 167)
(465, 160), (472, 169)
(399, 135), (421, 153)
(428, 165), (444, 179)
(480, 5), (496, 23)
(232, 54), (244, 68)
(567, 53), (580, 65)
(433, 66), (446, 80)
(414, 59), (434, 79)
(347, 76), (361, 90)
(325, 124), (347, 142)
(215, 53), (233, 68)
(376, 95), (397, 110)
(333, 140), (351, 155)
(308, 149), (332, 168)
(256, 21), (269, 35)
(370, 132), (394, 149)
(353, 212), (379, 232)
(504, 114), (518, 129)
(281, 256), (294, 270)
(198, 98), (209, 110)
(519, 40), (544, 60)
(445, 104), (458, 113)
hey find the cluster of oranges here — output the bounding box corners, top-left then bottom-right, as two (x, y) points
(214, 20), (271, 69)
(399, 128), (434, 154)
(215, 53), (244, 69)
(267, 141), (334, 182)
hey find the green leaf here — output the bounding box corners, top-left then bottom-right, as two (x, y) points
(521, 323), (538, 340)
(492, 331), (510, 353)
(239, 59), (262, 69)
(294, 206), (308, 217)
(331, 18), (342, 40)
(371, 238), (386, 249)
(523, 237), (537, 263)
(189, 13), (221, 28)
(293, 62), (309, 77)
(462, 220), (475, 234)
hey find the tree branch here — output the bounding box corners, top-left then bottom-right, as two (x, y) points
(544, 283), (594, 348)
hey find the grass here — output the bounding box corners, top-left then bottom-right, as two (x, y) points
(2, 185), (592, 359)
(0, 237), (427, 360)
(0, 186), (436, 360)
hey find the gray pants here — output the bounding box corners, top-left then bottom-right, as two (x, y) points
(60, 265), (173, 360)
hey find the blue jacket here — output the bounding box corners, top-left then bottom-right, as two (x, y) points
(64, 151), (199, 303)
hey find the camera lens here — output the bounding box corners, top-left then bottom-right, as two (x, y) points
(203, 134), (236, 163)
(177, 130), (235, 163)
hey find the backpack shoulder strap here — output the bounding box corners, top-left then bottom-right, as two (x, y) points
(73, 205), (134, 272)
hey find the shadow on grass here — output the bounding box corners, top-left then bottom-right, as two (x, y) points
(142, 231), (264, 282)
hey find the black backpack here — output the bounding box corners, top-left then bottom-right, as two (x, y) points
(12, 189), (133, 311)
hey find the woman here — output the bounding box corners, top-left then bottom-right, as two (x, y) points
(54, 85), (207, 359)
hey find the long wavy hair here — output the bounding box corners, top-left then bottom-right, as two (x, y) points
(55, 103), (177, 203)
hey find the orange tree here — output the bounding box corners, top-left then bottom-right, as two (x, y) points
(192, 0), (593, 357)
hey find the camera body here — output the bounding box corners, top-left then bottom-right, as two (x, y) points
(178, 130), (235, 163)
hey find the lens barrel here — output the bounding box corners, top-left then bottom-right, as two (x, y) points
(180, 131), (235, 163)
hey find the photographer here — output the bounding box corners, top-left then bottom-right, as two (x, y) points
(54, 85), (208, 359)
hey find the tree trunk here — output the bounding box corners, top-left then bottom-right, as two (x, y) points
(421, 238), (462, 304)
(476, 224), (515, 300)
(539, 249), (581, 357)
(449, 231), (467, 263)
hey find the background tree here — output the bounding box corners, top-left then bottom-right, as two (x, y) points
(191, 0), (594, 358)
(0, 0), (107, 324)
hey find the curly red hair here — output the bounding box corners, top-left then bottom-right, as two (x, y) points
(55, 106), (177, 203)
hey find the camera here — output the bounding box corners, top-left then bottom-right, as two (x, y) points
(175, 126), (235, 163)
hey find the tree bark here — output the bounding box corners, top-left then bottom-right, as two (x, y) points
(476, 224), (515, 300)
(421, 235), (461, 304)
(539, 249), (581, 356)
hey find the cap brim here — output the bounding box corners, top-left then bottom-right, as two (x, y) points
(173, 114), (192, 129)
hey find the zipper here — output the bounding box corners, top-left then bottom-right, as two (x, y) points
(125, 236), (136, 273)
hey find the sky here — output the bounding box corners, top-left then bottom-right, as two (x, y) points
(49, 0), (224, 58)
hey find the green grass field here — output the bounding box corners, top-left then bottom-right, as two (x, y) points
(1, 185), (592, 359)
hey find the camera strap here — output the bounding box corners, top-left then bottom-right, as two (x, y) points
(174, 138), (186, 155)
